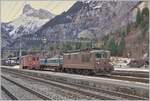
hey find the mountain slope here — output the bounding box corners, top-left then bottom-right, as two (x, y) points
(1, 4), (55, 48)
(3, 1), (148, 59)
(33, 1), (139, 40)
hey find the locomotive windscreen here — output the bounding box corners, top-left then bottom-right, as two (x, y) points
(95, 52), (108, 59)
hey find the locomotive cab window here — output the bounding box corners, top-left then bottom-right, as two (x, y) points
(95, 53), (102, 58)
(103, 52), (108, 58)
(32, 57), (36, 61)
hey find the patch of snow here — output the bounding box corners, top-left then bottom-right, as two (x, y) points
(110, 57), (131, 67)
(81, 0), (91, 4)
(12, 65), (20, 69)
(8, 14), (49, 38)
(115, 67), (149, 72)
(93, 5), (102, 9)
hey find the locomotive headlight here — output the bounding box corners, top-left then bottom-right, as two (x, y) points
(97, 62), (100, 64)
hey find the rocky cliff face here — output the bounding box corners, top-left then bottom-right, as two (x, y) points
(1, 4), (55, 48)
(23, 4), (54, 19)
(2, 1), (140, 52)
(1, 23), (13, 48)
(34, 1), (138, 41)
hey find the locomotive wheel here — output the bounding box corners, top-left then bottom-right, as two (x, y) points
(23, 66), (27, 69)
(54, 68), (58, 72)
(78, 69), (82, 74)
(40, 66), (44, 70)
(92, 69), (97, 75)
(69, 69), (73, 74)
(83, 70), (90, 75)
(73, 69), (78, 74)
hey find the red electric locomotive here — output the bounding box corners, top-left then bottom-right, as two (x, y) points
(20, 54), (40, 69)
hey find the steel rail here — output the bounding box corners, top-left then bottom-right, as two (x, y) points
(1, 75), (52, 100)
(3, 71), (116, 100)
(4, 70), (148, 100)
(1, 85), (18, 100)
(112, 71), (149, 78)
(110, 75), (149, 83)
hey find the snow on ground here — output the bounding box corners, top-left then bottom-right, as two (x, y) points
(110, 57), (149, 72)
(12, 65), (20, 69)
(115, 67), (149, 72)
(1, 65), (20, 69)
(110, 57), (131, 68)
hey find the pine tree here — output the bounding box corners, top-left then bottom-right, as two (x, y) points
(136, 8), (141, 25)
(140, 7), (149, 37)
(108, 38), (117, 56)
(126, 23), (130, 34)
(118, 36), (126, 56)
(141, 7), (149, 21)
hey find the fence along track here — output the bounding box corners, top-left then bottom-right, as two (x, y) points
(1, 75), (52, 100)
(4, 70), (148, 100)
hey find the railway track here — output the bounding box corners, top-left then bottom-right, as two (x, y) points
(2, 70), (148, 100)
(34, 67), (149, 83)
(112, 71), (149, 78)
(2, 71), (116, 100)
(2, 72), (99, 100)
(34, 69), (149, 83)
(109, 75), (149, 83)
(1, 86), (18, 100)
(1, 75), (52, 100)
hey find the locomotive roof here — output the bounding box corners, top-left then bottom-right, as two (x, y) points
(90, 50), (110, 53)
(63, 48), (110, 54)
(21, 54), (38, 57)
(40, 55), (63, 60)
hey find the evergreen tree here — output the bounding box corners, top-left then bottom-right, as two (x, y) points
(126, 23), (130, 34)
(120, 30), (126, 37)
(140, 7), (149, 37)
(75, 42), (81, 49)
(86, 42), (91, 48)
(136, 8), (141, 25)
(118, 36), (126, 56)
(66, 42), (72, 50)
(141, 7), (149, 21)
(49, 46), (54, 51)
(108, 38), (117, 56)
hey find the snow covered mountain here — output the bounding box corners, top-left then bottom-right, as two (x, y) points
(33, 1), (138, 40)
(3, 0), (146, 57)
(2, 4), (55, 41)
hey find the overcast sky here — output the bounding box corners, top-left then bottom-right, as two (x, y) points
(1, 0), (76, 22)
